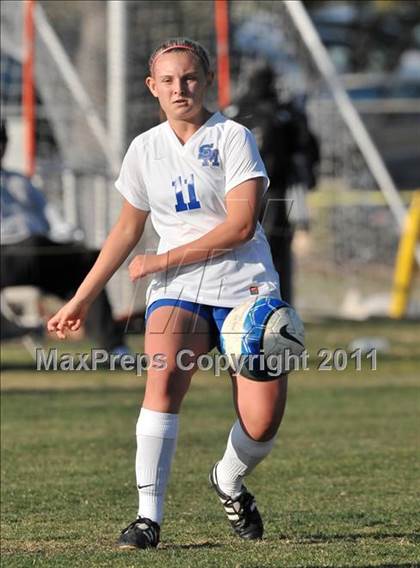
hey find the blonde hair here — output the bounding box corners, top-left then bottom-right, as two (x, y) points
(149, 38), (211, 75)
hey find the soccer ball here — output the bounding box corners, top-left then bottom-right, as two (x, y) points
(220, 295), (305, 381)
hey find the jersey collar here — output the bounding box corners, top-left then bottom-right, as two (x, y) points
(165, 111), (221, 152)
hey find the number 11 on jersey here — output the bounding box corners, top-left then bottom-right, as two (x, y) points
(172, 174), (201, 212)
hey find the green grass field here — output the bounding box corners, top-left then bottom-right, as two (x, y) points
(1, 320), (420, 567)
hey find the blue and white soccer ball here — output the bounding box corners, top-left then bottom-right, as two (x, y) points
(220, 296), (305, 381)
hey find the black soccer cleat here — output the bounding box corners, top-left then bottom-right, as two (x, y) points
(209, 463), (264, 540)
(117, 516), (160, 550)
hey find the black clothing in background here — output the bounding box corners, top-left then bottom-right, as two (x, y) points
(229, 66), (320, 304)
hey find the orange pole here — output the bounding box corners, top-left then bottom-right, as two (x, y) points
(214, 0), (231, 109)
(23, 0), (36, 177)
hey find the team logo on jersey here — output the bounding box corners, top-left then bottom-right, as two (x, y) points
(198, 144), (220, 167)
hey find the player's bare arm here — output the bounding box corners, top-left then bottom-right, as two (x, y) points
(128, 177), (265, 282)
(48, 200), (149, 338)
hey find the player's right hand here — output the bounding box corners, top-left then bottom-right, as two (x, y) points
(47, 297), (90, 340)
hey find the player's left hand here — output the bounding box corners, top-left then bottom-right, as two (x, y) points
(128, 254), (163, 281)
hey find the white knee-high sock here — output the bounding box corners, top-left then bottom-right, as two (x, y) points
(216, 420), (277, 499)
(135, 407), (179, 524)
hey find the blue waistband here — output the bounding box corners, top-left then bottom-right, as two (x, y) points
(145, 298), (212, 322)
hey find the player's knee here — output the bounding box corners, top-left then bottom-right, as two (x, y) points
(146, 366), (191, 411)
(242, 416), (280, 442)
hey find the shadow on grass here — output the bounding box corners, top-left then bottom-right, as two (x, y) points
(159, 541), (222, 550)
(276, 531), (420, 544)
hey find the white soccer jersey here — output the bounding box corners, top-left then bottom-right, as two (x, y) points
(115, 112), (280, 307)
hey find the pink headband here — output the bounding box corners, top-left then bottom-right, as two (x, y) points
(151, 45), (195, 69)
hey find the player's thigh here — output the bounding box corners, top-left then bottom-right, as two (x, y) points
(143, 305), (212, 411)
(231, 373), (288, 441)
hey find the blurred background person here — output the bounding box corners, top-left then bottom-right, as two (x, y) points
(225, 64), (320, 305)
(0, 120), (129, 355)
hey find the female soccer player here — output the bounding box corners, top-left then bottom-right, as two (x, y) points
(47, 38), (288, 549)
